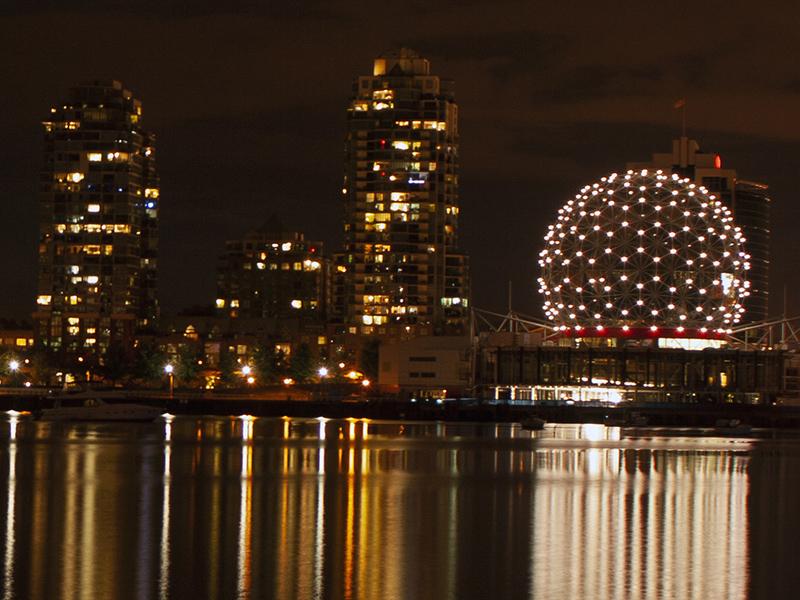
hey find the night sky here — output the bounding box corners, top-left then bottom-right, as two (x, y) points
(2, 1), (799, 324)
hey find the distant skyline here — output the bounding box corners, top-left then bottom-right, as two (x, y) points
(2, 1), (799, 323)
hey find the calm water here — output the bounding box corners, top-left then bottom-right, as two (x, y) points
(1, 413), (799, 600)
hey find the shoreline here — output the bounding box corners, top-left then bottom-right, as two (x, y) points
(4, 393), (800, 428)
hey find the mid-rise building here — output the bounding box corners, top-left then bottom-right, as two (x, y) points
(629, 137), (770, 324)
(34, 80), (159, 357)
(216, 215), (329, 320)
(336, 47), (470, 334)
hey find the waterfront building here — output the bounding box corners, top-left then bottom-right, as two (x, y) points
(628, 137), (770, 324)
(336, 47), (470, 334)
(475, 169), (786, 404)
(377, 334), (472, 400)
(215, 214), (329, 320)
(34, 80), (159, 359)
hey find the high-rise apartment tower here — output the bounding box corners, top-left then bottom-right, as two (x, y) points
(336, 48), (470, 333)
(34, 80), (159, 357)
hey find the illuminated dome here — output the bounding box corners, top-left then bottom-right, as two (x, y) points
(538, 170), (750, 336)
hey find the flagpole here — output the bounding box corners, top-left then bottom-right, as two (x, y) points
(674, 99), (687, 136)
(682, 102), (687, 137)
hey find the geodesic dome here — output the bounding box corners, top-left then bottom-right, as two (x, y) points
(538, 170), (750, 335)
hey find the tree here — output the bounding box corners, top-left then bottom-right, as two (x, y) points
(252, 339), (280, 385)
(133, 342), (167, 386)
(100, 342), (131, 386)
(175, 345), (205, 388)
(217, 347), (238, 387)
(359, 337), (381, 382)
(26, 345), (57, 387)
(289, 342), (316, 383)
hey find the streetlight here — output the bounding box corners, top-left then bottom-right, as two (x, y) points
(165, 364), (174, 397)
(318, 366), (328, 400)
(9, 360), (19, 386)
(242, 365), (254, 385)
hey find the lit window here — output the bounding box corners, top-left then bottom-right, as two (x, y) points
(231, 300), (239, 308)
(144, 188), (159, 198)
(86, 276), (98, 284)
(293, 262), (302, 271)
(87, 204), (100, 213)
(216, 299), (225, 308)
(281, 242), (292, 251)
(88, 153), (102, 162)
(318, 336), (326, 345)
(70, 172), (84, 183)
(37, 295), (51, 305)
(291, 300), (302, 309)
(393, 141), (409, 150)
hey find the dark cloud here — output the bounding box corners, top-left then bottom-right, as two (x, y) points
(2, 1), (800, 322)
(673, 53), (712, 88)
(0, 0), (342, 19)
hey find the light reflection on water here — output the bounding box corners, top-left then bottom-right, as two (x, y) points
(0, 413), (794, 599)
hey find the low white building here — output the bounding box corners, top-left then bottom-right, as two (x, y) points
(378, 335), (473, 399)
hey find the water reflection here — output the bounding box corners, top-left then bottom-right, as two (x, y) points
(0, 414), (786, 599)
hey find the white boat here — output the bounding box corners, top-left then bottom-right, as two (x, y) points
(36, 391), (164, 422)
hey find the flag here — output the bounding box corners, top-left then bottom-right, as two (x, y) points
(674, 99), (685, 108)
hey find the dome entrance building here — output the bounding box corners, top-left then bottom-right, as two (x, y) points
(473, 170), (788, 406)
(539, 170), (749, 343)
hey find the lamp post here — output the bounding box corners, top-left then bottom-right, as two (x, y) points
(318, 367), (328, 400)
(165, 364), (174, 397)
(9, 360), (19, 386)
